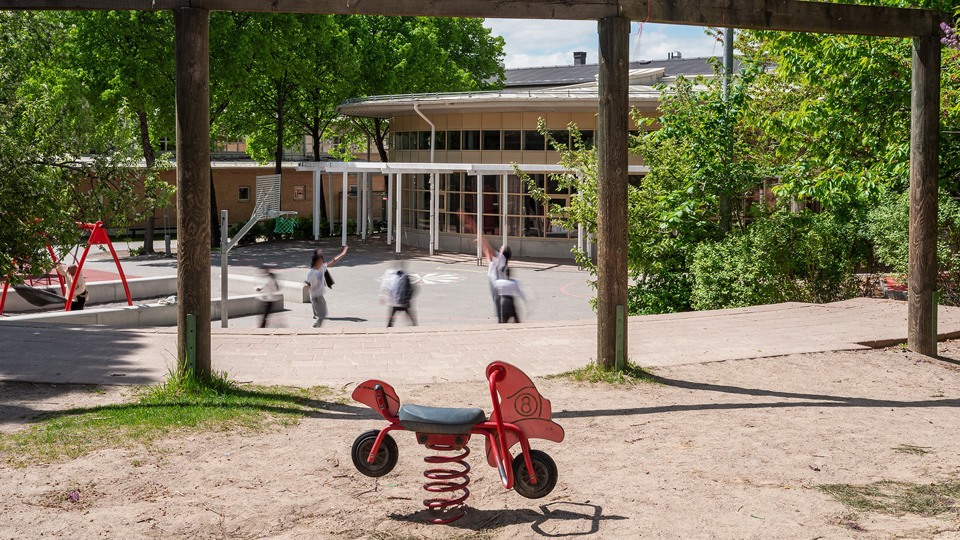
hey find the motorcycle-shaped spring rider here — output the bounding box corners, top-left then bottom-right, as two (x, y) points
(351, 361), (565, 524)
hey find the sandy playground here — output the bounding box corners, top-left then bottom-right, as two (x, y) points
(2, 343), (960, 539)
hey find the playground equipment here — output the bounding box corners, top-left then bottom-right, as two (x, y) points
(0, 221), (133, 315)
(351, 361), (564, 524)
(219, 174), (297, 328)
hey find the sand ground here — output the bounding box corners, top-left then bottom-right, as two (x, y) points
(2, 343), (960, 539)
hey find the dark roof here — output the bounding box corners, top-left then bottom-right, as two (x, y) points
(503, 56), (723, 88)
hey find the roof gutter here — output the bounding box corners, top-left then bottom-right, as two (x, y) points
(412, 101), (435, 163)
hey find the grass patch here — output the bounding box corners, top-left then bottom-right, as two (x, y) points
(548, 361), (659, 385)
(0, 368), (335, 467)
(893, 444), (931, 455)
(820, 480), (960, 516)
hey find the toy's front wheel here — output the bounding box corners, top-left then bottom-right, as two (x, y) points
(351, 430), (398, 477)
(512, 450), (558, 499)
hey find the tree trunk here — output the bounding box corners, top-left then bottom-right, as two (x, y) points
(274, 94), (285, 175)
(373, 118), (390, 163)
(137, 110), (157, 254)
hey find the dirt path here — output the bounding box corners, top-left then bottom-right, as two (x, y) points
(2, 345), (960, 539)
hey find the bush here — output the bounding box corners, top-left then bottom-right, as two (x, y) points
(866, 191), (960, 306)
(628, 271), (694, 315)
(690, 211), (862, 310)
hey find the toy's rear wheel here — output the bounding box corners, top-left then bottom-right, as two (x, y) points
(351, 430), (398, 477)
(512, 449), (558, 499)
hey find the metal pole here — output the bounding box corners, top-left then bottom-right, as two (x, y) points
(361, 172), (368, 240)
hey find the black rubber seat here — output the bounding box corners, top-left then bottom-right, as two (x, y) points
(398, 404), (486, 435)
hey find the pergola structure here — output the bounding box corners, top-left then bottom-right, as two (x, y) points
(3, 0), (946, 375)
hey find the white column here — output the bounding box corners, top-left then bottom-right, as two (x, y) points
(428, 174), (435, 255)
(355, 174), (361, 239)
(395, 174), (403, 257)
(312, 170), (321, 241)
(475, 174), (482, 265)
(387, 173), (394, 245)
(361, 172), (368, 240)
(327, 173), (333, 236)
(341, 172), (348, 247)
(433, 172), (440, 251)
(501, 173), (508, 249)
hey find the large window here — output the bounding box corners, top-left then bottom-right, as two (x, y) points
(482, 130), (501, 151)
(462, 130), (481, 150)
(400, 172), (577, 240)
(503, 130), (522, 151)
(523, 130), (546, 151)
(447, 130), (461, 150)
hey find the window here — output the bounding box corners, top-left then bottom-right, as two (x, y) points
(447, 130), (461, 150)
(418, 131), (431, 150)
(576, 130), (595, 149)
(462, 130), (481, 150)
(549, 130), (570, 150)
(435, 131), (446, 151)
(482, 130), (501, 151)
(238, 186), (251, 202)
(503, 130), (521, 151)
(523, 130), (546, 151)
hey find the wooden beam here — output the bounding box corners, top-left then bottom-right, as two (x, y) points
(596, 15), (630, 370)
(174, 7), (212, 377)
(0, 0), (181, 9)
(195, 0), (620, 19)
(907, 34), (940, 357)
(0, 0), (943, 39)
(623, 0), (942, 38)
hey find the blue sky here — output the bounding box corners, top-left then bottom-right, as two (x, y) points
(483, 19), (720, 69)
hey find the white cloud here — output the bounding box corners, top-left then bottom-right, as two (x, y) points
(484, 19), (722, 69)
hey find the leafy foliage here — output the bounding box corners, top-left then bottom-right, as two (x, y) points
(690, 211), (862, 310)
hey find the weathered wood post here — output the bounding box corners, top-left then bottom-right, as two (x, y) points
(908, 33), (941, 357)
(174, 7), (212, 378)
(596, 15), (630, 369)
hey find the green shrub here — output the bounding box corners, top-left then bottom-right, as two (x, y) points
(690, 211), (861, 310)
(866, 191), (960, 306)
(628, 271), (694, 314)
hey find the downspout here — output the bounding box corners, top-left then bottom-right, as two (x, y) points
(413, 102), (437, 254)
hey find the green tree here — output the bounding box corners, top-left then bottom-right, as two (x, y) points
(64, 10), (177, 254)
(341, 16), (505, 161)
(0, 12), (146, 280)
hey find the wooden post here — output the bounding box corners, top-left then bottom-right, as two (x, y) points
(908, 33), (940, 357)
(174, 7), (211, 378)
(596, 15), (630, 369)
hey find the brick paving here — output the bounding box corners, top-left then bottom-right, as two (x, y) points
(3, 297), (960, 387)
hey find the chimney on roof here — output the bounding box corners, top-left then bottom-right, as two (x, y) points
(667, 51), (683, 60)
(573, 51), (587, 65)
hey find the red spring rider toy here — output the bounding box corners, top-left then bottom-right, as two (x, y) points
(351, 361), (565, 524)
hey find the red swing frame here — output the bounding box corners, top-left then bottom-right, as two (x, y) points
(0, 221), (133, 314)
